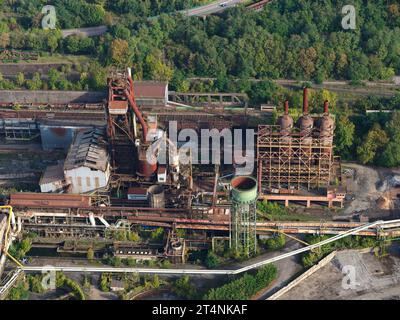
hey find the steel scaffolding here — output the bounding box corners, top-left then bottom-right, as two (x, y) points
(257, 125), (334, 192)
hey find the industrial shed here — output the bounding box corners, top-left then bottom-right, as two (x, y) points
(64, 128), (110, 194)
(133, 81), (168, 108)
(39, 161), (65, 193)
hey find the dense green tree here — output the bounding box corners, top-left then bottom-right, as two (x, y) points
(15, 72), (25, 87)
(335, 114), (356, 158)
(204, 251), (220, 268)
(357, 124), (389, 165)
(26, 72), (42, 90)
(109, 39), (132, 68)
(172, 275), (196, 299)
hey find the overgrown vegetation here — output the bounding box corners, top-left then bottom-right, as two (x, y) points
(100, 272), (164, 299)
(301, 235), (381, 268)
(204, 264), (277, 300)
(106, 229), (141, 242)
(171, 275), (197, 299)
(8, 235), (34, 260)
(257, 200), (319, 221)
(56, 272), (86, 300)
(204, 251), (220, 268)
(6, 279), (29, 300)
(27, 274), (45, 294)
(262, 234), (286, 251)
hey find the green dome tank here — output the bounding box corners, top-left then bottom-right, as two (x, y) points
(231, 176), (258, 204)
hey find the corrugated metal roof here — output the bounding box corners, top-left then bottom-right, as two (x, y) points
(39, 161), (65, 185)
(64, 127), (109, 172)
(133, 81), (168, 99)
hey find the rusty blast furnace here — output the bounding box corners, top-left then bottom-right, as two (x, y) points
(257, 88), (336, 193)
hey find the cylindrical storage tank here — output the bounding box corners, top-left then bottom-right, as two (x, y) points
(231, 176), (258, 204)
(297, 88), (314, 156)
(298, 115), (314, 141)
(319, 100), (335, 153)
(297, 115), (314, 157)
(136, 145), (157, 180)
(278, 100), (293, 154)
(148, 185), (165, 208)
(278, 101), (294, 134)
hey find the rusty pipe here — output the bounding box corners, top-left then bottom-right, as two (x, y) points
(125, 76), (148, 140)
(324, 100), (329, 114)
(284, 100), (289, 115)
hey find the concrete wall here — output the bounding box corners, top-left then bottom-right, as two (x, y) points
(40, 180), (65, 193)
(64, 164), (110, 194)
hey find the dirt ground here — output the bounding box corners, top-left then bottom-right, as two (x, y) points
(342, 163), (400, 219)
(279, 249), (400, 300)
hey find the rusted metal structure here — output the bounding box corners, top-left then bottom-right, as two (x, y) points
(106, 69), (151, 176)
(168, 92), (248, 110)
(246, 0), (272, 11)
(13, 201), (400, 238)
(257, 88), (336, 192)
(10, 193), (92, 208)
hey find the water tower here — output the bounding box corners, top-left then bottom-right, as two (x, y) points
(230, 176), (258, 257)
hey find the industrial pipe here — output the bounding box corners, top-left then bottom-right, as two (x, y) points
(324, 100), (329, 114)
(125, 76), (148, 140)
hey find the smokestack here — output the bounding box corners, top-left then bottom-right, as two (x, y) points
(303, 87), (309, 115)
(324, 100), (329, 114)
(284, 100), (289, 115)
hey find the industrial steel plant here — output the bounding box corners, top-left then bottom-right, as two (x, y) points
(1, 0), (400, 303)
(0, 67), (348, 272)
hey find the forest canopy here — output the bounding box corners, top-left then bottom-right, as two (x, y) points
(0, 0), (399, 83)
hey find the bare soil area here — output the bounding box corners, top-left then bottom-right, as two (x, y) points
(342, 163), (400, 219)
(279, 249), (400, 300)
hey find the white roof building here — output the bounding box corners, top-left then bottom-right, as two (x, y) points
(63, 128), (110, 194)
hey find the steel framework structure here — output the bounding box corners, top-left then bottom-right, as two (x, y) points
(257, 125), (334, 192)
(230, 201), (257, 257)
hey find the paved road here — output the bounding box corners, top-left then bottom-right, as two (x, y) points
(181, 0), (245, 17)
(254, 241), (303, 299)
